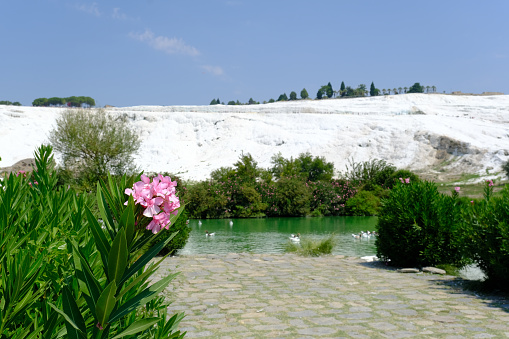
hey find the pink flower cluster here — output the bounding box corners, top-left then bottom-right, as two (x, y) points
(486, 180), (494, 187)
(454, 187), (460, 193)
(399, 178), (410, 184)
(125, 174), (180, 234)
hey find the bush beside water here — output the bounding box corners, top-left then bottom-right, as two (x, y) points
(376, 179), (509, 291)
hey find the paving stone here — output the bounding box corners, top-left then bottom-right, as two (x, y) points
(158, 253), (509, 338)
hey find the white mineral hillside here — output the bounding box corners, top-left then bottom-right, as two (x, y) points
(1, 93), (509, 182)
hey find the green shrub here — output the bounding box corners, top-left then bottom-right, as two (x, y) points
(385, 169), (420, 189)
(346, 190), (380, 216)
(284, 234), (335, 256)
(459, 181), (509, 289)
(376, 180), (464, 267)
(274, 176), (312, 216)
(344, 158), (396, 186)
(49, 108), (140, 191)
(0, 145), (185, 338)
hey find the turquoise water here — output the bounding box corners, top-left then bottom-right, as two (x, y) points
(180, 216), (378, 257)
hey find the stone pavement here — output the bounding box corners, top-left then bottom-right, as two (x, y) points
(157, 253), (509, 338)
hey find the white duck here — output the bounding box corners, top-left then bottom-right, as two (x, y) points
(229, 220), (233, 226)
(205, 230), (215, 236)
(198, 220), (202, 226)
(290, 233), (301, 242)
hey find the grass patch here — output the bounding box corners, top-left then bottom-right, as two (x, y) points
(435, 179), (506, 199)
(284, 234), (336, 257)
(435, 264), (461, 276)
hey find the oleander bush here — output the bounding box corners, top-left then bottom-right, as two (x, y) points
(459, 181), (509, 289)
(376, 180), (465, 267)
(0, 145), (186, 338)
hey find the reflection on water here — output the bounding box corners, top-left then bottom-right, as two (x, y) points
(180, 216), (378, 257)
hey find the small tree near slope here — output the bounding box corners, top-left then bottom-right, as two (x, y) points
(49, 108), (140, 188)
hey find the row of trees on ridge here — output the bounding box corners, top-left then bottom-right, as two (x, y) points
(32, 96), (96, 107)
(0, 100), (22, 106)
(210, 82), (436, 105)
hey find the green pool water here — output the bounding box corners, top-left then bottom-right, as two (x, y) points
(180, 216), (378, 257)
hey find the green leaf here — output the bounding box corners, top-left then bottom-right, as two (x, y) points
(109, 273), (177, 323)
(119, 231), (177, 286)
(120, 196), (135, 247)
(116, 255), (168, 300)
(85, 206), (111, 267)
(108, 228), (128, 284)
(97, 183), (115, 239)
(95, 280), (117, 329)
(71, 242), (101, 319)
(111, 317), (161, 339)
(60, 287), (86, 339)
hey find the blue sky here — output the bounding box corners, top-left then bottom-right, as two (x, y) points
(1, 1), (508, 107)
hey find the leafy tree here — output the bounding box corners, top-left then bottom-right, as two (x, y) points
(32, 97), (49, 106)
(370, 82), (376, 96)
(274, 176), (312, 216)
(248, 98), (257, 105)
(210, 98), (218, 105)
(326, 82), (333, 98)
(289, 91), (297, 101)
(431, 86), (436, 93)
(227, 100), (236, 105)
(407, 82), (424, 93)
(300, 88), (309, 99)
(357, 84), (367, 96)
(316, 88), (323, 99)
(268, 98), (275, 103)
(234, 152), (260, 185)
(277, 93), (288, 101)
(345, 86), (355, 97)
(49, 108), (140, 188)
(217, 98), (221, 104)
(393, 88), (397, 94)
(0, 100), (21, 106)
(340, 81), (346, 97)
(48, 97), (64, 106)
(211, 166), (236, 181)
(398, 87), (402, 94)
(296, 152), (334, 181)
(270, 153), (300, 178)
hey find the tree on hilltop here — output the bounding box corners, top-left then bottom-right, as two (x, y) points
(300, 88), (309, 99)
(289, 91), (297, 101)
(326, 82), (333, 98)
(407, 83), (424, 93)
(370, 82), (376, 96)
(340, 81), (346, 97)
(210, 99), (217, 105)
(277, 93), (288, 101)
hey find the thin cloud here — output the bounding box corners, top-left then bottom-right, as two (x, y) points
(201, 65), (224, 76)
(129, 29), (200, 57)
(75, 2), (101, 17)
(112, 8), (127, 20)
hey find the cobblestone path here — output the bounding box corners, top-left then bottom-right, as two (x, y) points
(157, 253), (509, 338)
